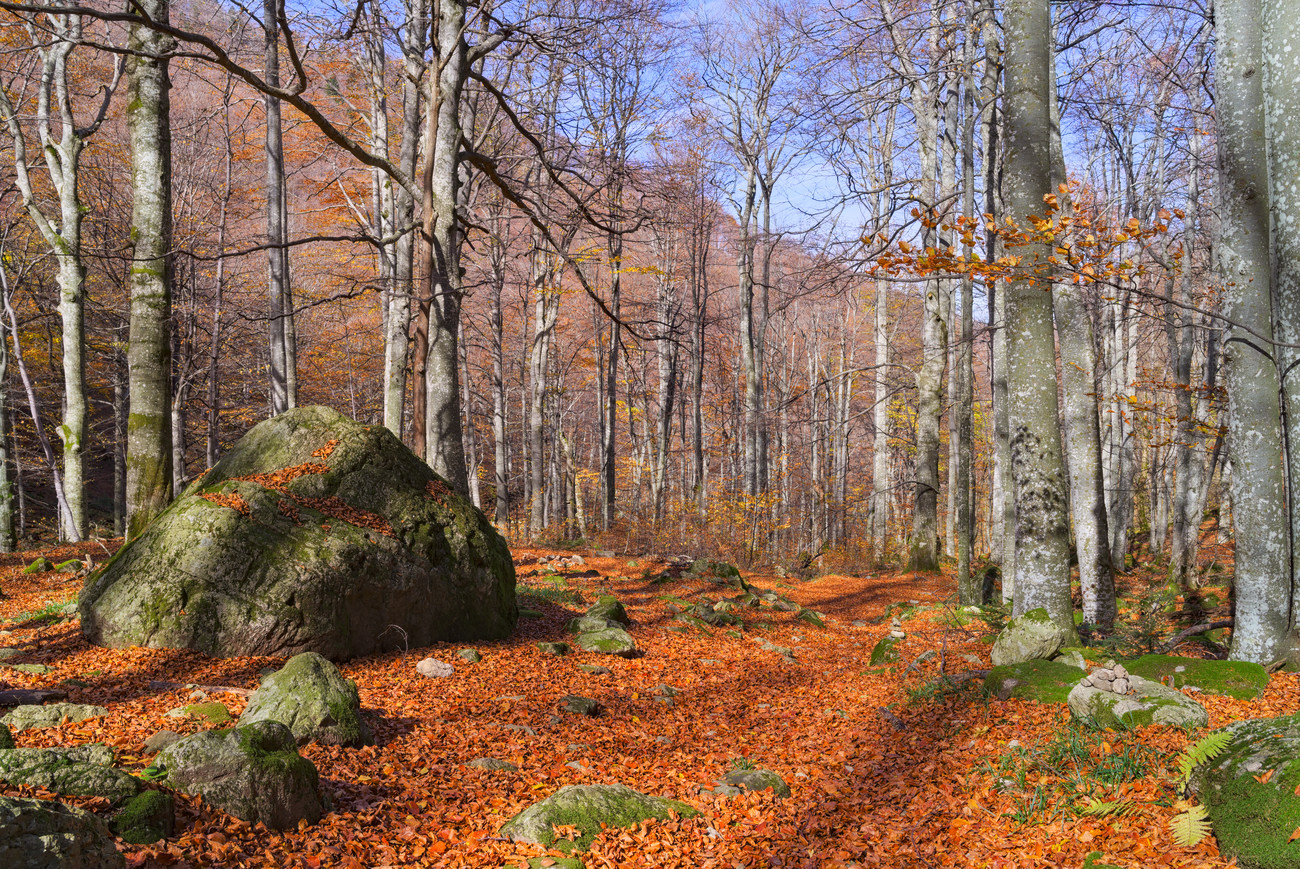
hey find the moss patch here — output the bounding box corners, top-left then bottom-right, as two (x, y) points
(984, 659), (1086, 703)
(499, 784), (699, 854)
(184, 702), (232, 725)
(110, 789), (174, 844)
(1124, 654), (1268, 700)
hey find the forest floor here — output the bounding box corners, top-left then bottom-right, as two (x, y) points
(0, 539), (1288, 869)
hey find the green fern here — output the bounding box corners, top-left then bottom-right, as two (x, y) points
(1077, 798), (1136, 817)
(1170, 802), (1212, 846)
(1174, 731), (1232, 789)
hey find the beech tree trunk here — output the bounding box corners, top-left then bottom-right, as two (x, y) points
(1002, 0), (1075, 635)
(1217, 0), (1290, 662)
(124, 0), (175, 538)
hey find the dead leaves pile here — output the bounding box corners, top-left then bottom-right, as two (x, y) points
(0, 543), (1285, 868)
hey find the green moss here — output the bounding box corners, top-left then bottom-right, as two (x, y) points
(22, 557), (51, 575)
(184, 702), (232, 725)
(1081, 851), (1122, 869)
(1195, 716), (1300, 869)
(0, 723), (13, 750)
(110, 789), (174, 844)
(501, 785), (698, 854)
(870, 636), (901, 665)
(984, 659), (1086, 703)
(1124, 654), (1268, 700)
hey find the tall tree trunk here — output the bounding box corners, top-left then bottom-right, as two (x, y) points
(956, 10), (977, 603)
(124, 0), (175, 538)
(1217, 0), (1290, 662)
(264, 0), (294, 415)
(0, 306), (13, 553)
(1002, 0), (1075, 635)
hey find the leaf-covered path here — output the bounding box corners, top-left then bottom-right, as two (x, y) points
(0, 543), (1290, 868)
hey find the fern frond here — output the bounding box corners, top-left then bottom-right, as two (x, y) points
(1078, 798), (1135, 817)
(1175, 731), (1232, 786)
(1170, 803), (1212, 847)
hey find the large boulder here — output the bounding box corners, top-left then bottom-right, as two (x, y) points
(1067, 674), (1208, 729)
(0, 795), (124, 869)
(80, 406), (516, 660)
(1191, 712), (1300, 869)
(240, 652), (371, 746)
(990, 608), (1069, 666)
(500, 784), (698, 854)
(157, 720), (322, 830)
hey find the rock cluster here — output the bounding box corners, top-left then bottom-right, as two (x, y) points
(537, 554), (585, 569)
(1080, 663), (1131, 695)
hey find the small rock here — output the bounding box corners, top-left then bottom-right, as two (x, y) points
(577, 664), (612, 675)
(558, 695), (601, 717)
(143, 730), (182, 754)
(416, 657), (455, 678)
(501, 723), (537, 736)
(1113, 677), (1130, 694)
(241, 652), (371, 746)
(722, 767), (791, 798)
(0, 648), (20, 661)
(457, 648), (482, 663)
(889, 629), (906, 640)
(566, 743), (591, 752)
(467, 757), (518, 772)
(592, 550), (615, 558)
(499, 784), (698, 853)
(537, 642), (570, 657)
(851, 620), (867, 628)
(651, 684), (680, 697)
(569, 555), (585, 565)
(9, 663), (51, 675)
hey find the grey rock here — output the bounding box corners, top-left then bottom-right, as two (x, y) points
(416, 657), (455, 678)
(500, 784), (699, 854)
(78, 406), (516, 661)
(558, 695), (601, 717)
(0, 795), (124, 868)
(538, 642), (570, 657)
(574, 627), (637, 658)
(157, 720), (322, 830)
(1, 704), (108, 733)
(9, 664), (51, 676)
(143, 731), (182, 754)
(240, 651), (371, 746)
(1067, 674), (1207, 729)
(467, 757), (518, 772)
(577, 665), (612, 676)
(457, 648), (482, 663)
(990, 608), (1070, 666)
(585, 596), (630, 627)
(0, 648), (21, 661)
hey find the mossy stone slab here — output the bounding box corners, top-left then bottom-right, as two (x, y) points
(1192, 712), (1300, 869)
(984, 659), (1087, 703)
(1, 703), (108, 732)
(0, 794), (124, 868)
(585, 596), (630, 627)
(1124, 654), (1268, 700)
(574, 628), (636, 657)
(500, 784), (699, 854)
(0, 748), (140, 803)
(722, 767), (791, 797)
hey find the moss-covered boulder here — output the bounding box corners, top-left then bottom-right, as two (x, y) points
(0, 748), (140, 803)
(984, 659), (1087, 703)
(80, 406), (516, 661)
(585, 595), (630, 627)
(0, 722), (13, 750)
(499, 784), (699, 854)
(1067, 674), (1207, 729)
(1191, 712), (1300, 868)
(1, 704), (108, 733)
(0, 795), (124, 868)
(157, 720), (322, 830)
(1124, 654), (1268, 700)
(239, 652), (371, 746)
(21, 557), (52, 575)
(109, 790), (174, 845)
(991, 608), (1069, 666)
(574, 628), (636, 657)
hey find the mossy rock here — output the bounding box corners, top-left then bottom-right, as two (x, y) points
(1, 703), (108, 732)
(538, 642), (570, 656)
(0, 722), (13, 750)
(689, 558), (741, 581)
(1191, 712), (1300, 868)
(990, 608), (1069, 666)
(184, 702), (232, 726)
(157, 720), (321, 830)
(984, 659), (1087, 703)
(457, 648), (482, 663)
(240, 651), (371, 746)
(0, 794), (124, 868)
(110, 789), (174, 844)
(1124, 654), (1268, 700)
(21, 557), (52, 575)
(79, 406), (516, 661)
(870, 636), (901, 665)
(10, 663), (51, 675)
(0, 748), (141, 803)
(1067, 674), (1207, 729)
(574, 628), (637, 657)
(722, 767), (791, 797)
(585, 595), (630, 627)
(499, 784), (699, 854)
(567, 615), (618, 635)
(55, 559), (83, 573)
(795, 608), (825, 628)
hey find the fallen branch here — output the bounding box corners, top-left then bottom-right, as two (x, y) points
(1158, 619), (1233, 653)
(0, 688), (67, 706)
(147, 680), (254, 698)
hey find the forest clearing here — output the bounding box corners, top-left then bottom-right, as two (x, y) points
(0, 534), (1282, 869)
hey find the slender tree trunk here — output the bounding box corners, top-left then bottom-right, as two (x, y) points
(0, 306), (13, 552)
(264, 0), (294, 415)
(956, 11), (977, 603)
(124, 0), (175, 538)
